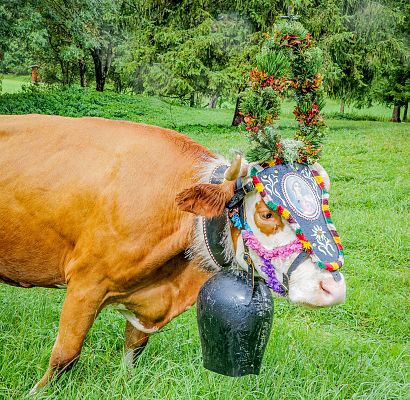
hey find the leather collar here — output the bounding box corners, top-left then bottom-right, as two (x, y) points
(202, 165), (231, 269)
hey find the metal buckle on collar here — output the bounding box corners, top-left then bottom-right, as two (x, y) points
(226, 179), (255, 210)
(242, 181), (255, 194)
(281, 273), (290, 295)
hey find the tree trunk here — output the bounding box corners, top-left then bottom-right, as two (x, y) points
(391, 104), (401, 122)
(189, 92), (195, 107)
(402, 102), (408, 122)
(232, 92), (244, 126)
(59, 60), (69, 85)
(208, 93), (218, 108)
(340, 98), (345, 113)
(113, 72), (122, 93)
(79, 59), (86, 87)
(90, 48), (106, 92)
(103, 42), (113, 79)
(68, 64), (75, 86)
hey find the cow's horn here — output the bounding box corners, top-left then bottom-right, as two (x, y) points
(224, 154), (242, 181)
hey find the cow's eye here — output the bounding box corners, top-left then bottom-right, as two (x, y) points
(262, 213), (273, 219)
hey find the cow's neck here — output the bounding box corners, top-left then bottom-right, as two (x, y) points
(112, 253), (213, 332)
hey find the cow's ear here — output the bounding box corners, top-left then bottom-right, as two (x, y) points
(176, 183), (234, 218)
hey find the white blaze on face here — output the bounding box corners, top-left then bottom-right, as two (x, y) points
(234, 191), (346, 307)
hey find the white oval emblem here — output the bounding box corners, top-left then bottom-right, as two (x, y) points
(282, 173), (320, 220)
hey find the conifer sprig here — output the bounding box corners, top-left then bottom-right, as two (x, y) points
(240, 21), (326, 164)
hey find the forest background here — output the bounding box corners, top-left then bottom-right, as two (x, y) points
(0, 0), (409, 122)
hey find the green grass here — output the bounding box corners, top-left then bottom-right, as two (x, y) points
(281, 98), (393, 121)
(0, 89), (409, 399)
(0, 74), (31, 94)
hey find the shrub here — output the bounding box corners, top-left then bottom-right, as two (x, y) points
(325, 111), (388, 122)
(0, 85), (174, 126)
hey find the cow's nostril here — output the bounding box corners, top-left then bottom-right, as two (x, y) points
(318, 278), (346, 305)
(319, 280), (332, 295)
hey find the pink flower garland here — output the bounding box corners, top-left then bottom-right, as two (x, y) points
(241, 231), (303, 260)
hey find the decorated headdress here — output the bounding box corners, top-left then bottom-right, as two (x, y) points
(232, 20), (344, 290)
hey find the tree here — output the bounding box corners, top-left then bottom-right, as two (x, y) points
(0, 1), (36, 76)
(300, 0), (408, 115)
(43, 0), (122, 91)
(374, 64), (410, 122)
(117, 0), (292, 106)
(371, 0), (410, 121)
(0, 1), (25, 61)
(2, 0), (123, 91)
(301, 1), (377, 111)
(135, 15), (253, 105)
(84, 1), (122, 91)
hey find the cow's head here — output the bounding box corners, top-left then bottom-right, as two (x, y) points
(176, 156), (346, 307)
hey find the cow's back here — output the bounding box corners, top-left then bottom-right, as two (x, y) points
(0, 114), (210, 287)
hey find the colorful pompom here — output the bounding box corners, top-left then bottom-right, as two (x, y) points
(281, 209), (291, 219)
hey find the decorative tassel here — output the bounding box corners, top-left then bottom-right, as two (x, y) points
(260, 258), (286, 295)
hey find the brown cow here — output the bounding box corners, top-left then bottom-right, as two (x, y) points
(0, 114), (346, 394)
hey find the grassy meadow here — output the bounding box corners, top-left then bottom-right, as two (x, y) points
(0, 75), (31, 94)
(0, 82), (409, 399)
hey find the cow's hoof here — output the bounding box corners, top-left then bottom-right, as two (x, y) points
(123, 349), (135, 368)
(28, 385), (38, 396)
(28, 383), (39, 396)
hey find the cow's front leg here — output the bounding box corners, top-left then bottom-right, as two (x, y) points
(123, 321), (150, 367)
(29, 282), (105, 395)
